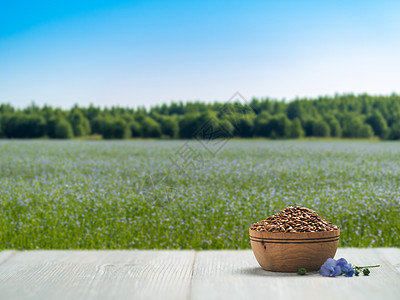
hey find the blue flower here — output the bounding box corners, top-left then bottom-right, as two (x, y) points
(343, 265), (355, 277)
(336, 258), (348, 269)
(336, 258), (355, 277)
(319, 258), (342, 277)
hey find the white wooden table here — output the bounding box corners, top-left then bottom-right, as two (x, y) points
(0, 248), (399, 300)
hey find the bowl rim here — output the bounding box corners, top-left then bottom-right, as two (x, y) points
(249, 228), (340, 243)
(249, 228), (340, 234)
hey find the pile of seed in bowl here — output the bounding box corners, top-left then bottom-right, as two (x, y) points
(250, 206), (339, 232)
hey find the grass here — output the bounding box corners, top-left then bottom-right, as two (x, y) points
(0, 140), (399, 249)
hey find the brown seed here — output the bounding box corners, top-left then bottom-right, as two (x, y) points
(250, 206), (339, 233)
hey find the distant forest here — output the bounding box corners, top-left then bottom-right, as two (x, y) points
(1, 93), (400, 140)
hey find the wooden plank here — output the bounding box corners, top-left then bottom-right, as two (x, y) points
(0, 249), (399, 300)
(374, 248), (400, 274)
(191, 248), (400, 300)
(0, 251), (16, 265)
(0, 250), (195, 300)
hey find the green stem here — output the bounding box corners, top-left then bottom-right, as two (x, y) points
(354, 265), (380, 269)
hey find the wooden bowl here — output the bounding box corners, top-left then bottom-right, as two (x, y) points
(249, 228), (340, 272)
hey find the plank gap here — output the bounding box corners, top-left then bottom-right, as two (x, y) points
(187, 251), (198, 300)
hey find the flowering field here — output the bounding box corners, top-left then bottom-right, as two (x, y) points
(0, 140), (399, 250)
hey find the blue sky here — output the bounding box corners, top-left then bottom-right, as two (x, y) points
(0, 0), (399, 108)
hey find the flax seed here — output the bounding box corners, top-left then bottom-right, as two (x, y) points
(250, 206), (339, 232)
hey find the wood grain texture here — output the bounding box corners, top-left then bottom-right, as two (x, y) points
(191, 248), (400, 300)
(0, 250), (195, 300)
(0, 249), (399, 300)
(250, 228), (340, 271)
(0, 251), (16, 265)
(374, 248), (400, 274)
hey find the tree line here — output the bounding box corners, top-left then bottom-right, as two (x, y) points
(1, 93), (400, 140)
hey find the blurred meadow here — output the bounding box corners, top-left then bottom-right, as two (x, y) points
(1, 140), (399, 250)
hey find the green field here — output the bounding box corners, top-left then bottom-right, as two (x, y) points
(0, 140), (399, 249)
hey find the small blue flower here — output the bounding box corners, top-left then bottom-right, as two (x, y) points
(319, 258), (342, 277)
(336, 258), (349, 269)
(343, 265), (355, 277)
(337, 258), (355, 277)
